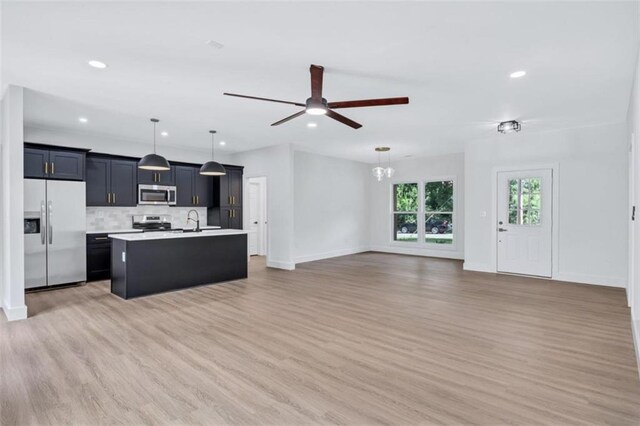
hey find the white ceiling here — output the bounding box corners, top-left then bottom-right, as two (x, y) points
(4, 1), (639, 163)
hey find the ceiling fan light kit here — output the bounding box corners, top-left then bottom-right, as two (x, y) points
(224, 64), (409, 129)
(139, 118), (171, 171)
(498, 120), (521, 134)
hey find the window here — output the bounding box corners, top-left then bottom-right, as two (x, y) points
(508, 177), (541, 225)
(391, 179), (456, 246)
(393, 183), (418, 242)
(424, 180), (453, 244)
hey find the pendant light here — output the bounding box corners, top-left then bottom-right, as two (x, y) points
(385, 149), (395, 178)
(139, 118), (170, 171)
(372, 147), (390, 181)
(200, 130), (226, 176)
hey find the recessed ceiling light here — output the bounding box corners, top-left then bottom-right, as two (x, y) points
(307, 122), (317, 128)
(78, 117), (88, 123)
(160, 131), (169, 137)
(88, 60), (108, 69)
(510, 70), (526, 79)
(219, 141), (226, 146)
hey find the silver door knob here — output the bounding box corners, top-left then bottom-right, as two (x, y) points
(498, 228), (508, 232)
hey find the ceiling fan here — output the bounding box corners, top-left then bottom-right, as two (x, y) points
(223, 64), (409, 129)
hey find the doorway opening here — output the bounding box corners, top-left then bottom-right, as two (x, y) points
(247, 177), (267, 257)
(496, 168), (554, 278)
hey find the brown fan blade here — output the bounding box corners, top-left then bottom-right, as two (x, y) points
(326, 109), (362, 129)
(310, 64), (324, 100)
(328, 97), (409, 109)
(271, 110), (306, 126)
(224, 93), (305, 107)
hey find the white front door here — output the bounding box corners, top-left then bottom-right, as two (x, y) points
(248, 182), (260, 255)
(497, 169), (553, 277)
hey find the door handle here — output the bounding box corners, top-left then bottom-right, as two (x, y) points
(253, 221), (258, 225)
(498, 228), (508, 232)
(48, 201), (53, 244)
(40, 201), (46, 245)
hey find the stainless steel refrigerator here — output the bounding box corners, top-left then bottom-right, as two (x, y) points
(24, 179), (86, 289)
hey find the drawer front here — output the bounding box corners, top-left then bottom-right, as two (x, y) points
(87, 234), (111, 245)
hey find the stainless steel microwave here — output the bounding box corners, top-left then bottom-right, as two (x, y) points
(138, 185), (177, 205)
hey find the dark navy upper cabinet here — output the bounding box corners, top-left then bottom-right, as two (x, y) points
(86, 156), (110, 206)
(109, 159), (137, 207)
(24, 145), (85, 181)
(86, 155), (137, 207)
(24, 147), (49, 178)
(48, 150), (85, 181)
(137, 166), (175, 186)
(175, 165), (213, 207)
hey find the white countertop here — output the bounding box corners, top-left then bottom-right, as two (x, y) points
(88, 225), (221, 235)
(109, 228), (247, 241)
(87, 229), (143, 235)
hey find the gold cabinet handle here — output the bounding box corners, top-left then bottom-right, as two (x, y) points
(51, 162), (55, 174)
(108, 193), (111, 204)
(112, 193), (116, 204)
(94, 237), (109, 241)
(44, 162), (48, 175)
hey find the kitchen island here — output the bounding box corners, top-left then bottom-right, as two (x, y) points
(109, 229), (248, 299)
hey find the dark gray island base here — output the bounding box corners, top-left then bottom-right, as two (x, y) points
(109, 230), (248, 299)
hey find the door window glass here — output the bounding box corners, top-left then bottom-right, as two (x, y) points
(508, 178), (541, 225)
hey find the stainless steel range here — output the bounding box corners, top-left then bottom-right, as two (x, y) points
(132, 214), (173, 232)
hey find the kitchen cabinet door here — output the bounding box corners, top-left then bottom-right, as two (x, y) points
(24, 147), (49, 179)
(218, 173), (230, 207)
(137, 169), (157, 185)
(230, 208), (243, 229)
(194, 172), (212, 207)
(228, 168), (243, 206)
(138, 167), (175, 186)
(86, 156), (111, 206)
(110, 159), (137, 206)
(48, 150), (85, 181)
(158, 167), (176, 186)
(175, 166), (195, 206)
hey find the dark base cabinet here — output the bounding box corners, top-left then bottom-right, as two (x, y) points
(111, 234), (248, 299)
(87, 234), (112, 281)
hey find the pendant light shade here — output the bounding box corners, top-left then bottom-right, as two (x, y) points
(139, 118), (170, 171)
(200, 130), (227, 176)
(372, 147), (392, 181)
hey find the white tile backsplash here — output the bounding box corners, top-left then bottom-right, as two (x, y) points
(86, 206), (208, 232)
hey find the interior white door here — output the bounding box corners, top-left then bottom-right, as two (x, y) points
(497, 169), (552, 277)
(248, 182), (260, 255)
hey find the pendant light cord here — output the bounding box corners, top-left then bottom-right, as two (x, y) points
(211, 133), (215, 160)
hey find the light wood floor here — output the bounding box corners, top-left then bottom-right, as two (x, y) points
(2, 253), (639, 425)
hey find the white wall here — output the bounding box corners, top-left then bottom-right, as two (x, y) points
(24, 126), (233, 165)
(464, 122), (629, 288)
(369, 152), (465, 260)
(231, 144), (295, 269)
(1, 85), (26, 321)
(293, 151), (370, 264)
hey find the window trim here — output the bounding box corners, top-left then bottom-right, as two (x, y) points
(389, 176), (458, 251)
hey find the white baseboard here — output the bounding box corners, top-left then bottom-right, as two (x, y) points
(266, 259), (296, 270)
(295, 247), (369, 265)
(632, 316), (640, 380)
(371, 245), (464, 260)
(463, 261), (495, 273)
(554, 273), (626, 288)
(1, 302), (27, 321)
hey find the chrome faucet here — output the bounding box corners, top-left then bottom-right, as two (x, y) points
(187, 209), (200, 232)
